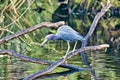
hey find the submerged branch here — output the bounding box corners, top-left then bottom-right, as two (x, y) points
(22, 44), (109, 80)
(0, 49), (85, 70)
(0, 21), (65, 45)
(0, 44), (109, 71)
(0, 44), (109, 80)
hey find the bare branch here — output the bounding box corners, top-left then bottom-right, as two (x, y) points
(80, 0), (112, 65)
(85, 3), (112, 39)
(22, 44), (109, 80)
(0, 44), (109, 70)
(80, 1), (112, 79)
(0, 21), (65, 45)
(0, 49), (84, 70)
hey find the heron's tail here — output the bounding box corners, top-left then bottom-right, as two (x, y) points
(78, 35), (85, 41)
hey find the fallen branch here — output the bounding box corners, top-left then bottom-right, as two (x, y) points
(23, 44), (109, 80)
(0, 49), (86, 70)
(0, 44), (109, 71)
(0, 21), (65, 44)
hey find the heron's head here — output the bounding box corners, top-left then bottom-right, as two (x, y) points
(40, 34), (58, 46)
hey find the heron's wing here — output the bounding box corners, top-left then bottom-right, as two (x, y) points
(57, 25), (79, 35)
(57, 30), (83, 42)
(56, 25), (84, 41)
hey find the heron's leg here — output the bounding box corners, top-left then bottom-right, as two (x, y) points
(72, 41), (78, 51)
(63, 41), (70, 58)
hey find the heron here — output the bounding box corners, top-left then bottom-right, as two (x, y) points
(40, 25), (85, 58)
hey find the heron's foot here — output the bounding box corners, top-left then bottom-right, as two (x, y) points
(72, 41), (77, 51)
(72, 49), (75, 52)
(63, 55), (67, 59)
(62, 56), (68, 64)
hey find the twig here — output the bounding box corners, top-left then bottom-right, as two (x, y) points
(0, 21), (65, 44)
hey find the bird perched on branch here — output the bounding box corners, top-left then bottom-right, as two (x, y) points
(40, 25), (85, 58)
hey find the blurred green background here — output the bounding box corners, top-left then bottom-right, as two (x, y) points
(0, 0), (120, 80)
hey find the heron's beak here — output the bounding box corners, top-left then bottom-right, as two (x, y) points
(40, 39), (48, 47)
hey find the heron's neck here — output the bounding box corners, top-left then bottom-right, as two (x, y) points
(53, 35), (61, 40)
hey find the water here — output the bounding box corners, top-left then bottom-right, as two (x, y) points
(0, 44), (120, 80)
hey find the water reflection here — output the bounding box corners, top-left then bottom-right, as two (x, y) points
(0, 46), (120, 80)
(90, 50), (120, 80)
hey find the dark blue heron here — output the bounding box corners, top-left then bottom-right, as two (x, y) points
(40, 25), (85, 58)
